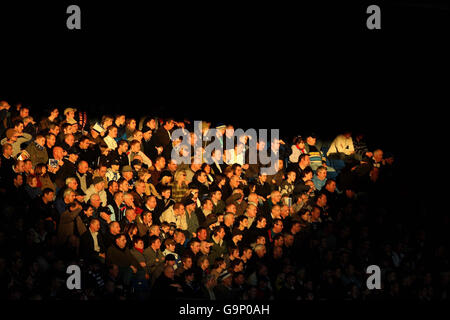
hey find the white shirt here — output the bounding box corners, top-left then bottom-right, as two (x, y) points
(327, 134), (355, 156)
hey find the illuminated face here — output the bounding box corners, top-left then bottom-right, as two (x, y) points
(109, 127), (118, 138)
(65, 135), (75, 147)
(128, 120), (136, 130)
(317, 169), (327, 180)
(306, 136), (316, 146)
(15, 123), (24, 133)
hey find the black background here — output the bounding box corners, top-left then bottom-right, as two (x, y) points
(1, 0), (449, 313)
(1, 1), (448, 186)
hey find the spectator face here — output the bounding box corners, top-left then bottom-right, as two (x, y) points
(326, 181), (336, 192)
(312, 208), (321, 220)
(146, 197), (157, 209)
(116, 115), (126, 126)
(53, 147), (64, 160)
(47, 135), (56, 147)
(24, 161), (33, 172)
(90, 220), (100, 232)
(259, 174), (267, 182)
(90, 195), (101, 208)
(374, 150), (383, 162)
(67, 179), (78, 190)
(201, 259), (210, 270)
(126, 209), (136, 222)
(50, 126), (60, 136)
(116, 235), (127, 249)
(15, 123), (24, 133)
(13, 175), (23, 187)
(36, 137), (46, 147)
(109, 127), (118, 138)
(135, 182), (146, 195)
(98, 166), (107, 177)
(281, 205), (289, 218)
(78, 162), (89, 174)
(317, 168), (327, 180)
(197, 229), (207, 241)
(50, 108), (59, 118)
(184, 258), (192, 269)
(95, 181), (105, 192)
(119, 143), (129, 153)
(243, 249), (252, 260)
(131, 143), (140, 153)
(190, 242), (201, 254)
(217, 228), (226, 239)
(285, 235), (294, 247)
(43, 191), (54, 202)
(240, 218), (249, 228)
(66, 110), (75, 119)
(272, 191), (282, 204)
(300, 155), (310, 166)
(273, 221), (283, 233)
(66, 192), (76, 203)
(28, 177), (38, 188)
(135, 240), (144, 250)
(203, 200), (213, 212)
(317, 195), (327, 207)
(212, 191), (222, 201)
(306, 136), (316, 145)
(124, 195), (134, 207)
(256, 246), (266, 258)
(271, 206), (281, 218)
(198, 172), (207, 183)
(3, 145), (13, 157)
(174, 232), (185, 244)
(119, 180), (129, 192)
(247, 205), (257, 218)
(161, 189), (171, 199)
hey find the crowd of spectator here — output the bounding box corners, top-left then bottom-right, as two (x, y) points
(0, 100), (448, 300)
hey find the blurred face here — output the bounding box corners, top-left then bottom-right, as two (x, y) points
(24, 161), (32, 172)
(146, 197), (157, 209)
(51, 109), (59, 118)
(90, 220), (100, 232)
(247, 205), (257, 218)
(66, 192), (76, 203)
(312, 208), (321, 220)
(78, 161), (89, 174)
(116, 235), (127, 249)
(317, 169), (327, 180)
(198, 229), (207, 241)
(326, 181), (336, 192)
(29, 177), (38, 188)
(15, 123), (24, 133)
(128, 120), (136, 130)
(65, 135), (75, 146)
(272, 192), (281, 203)
(4, 145), (13, 157)
(306, 136), (316, 145)
(109, 127), (118, 138)
(118, 179), (129, 191)
(43, 191), (54, 202)
(374, 151), (383, 162)
(184, 258), (192, 269)
(116, 115), (125, 125)
(271, 206), (281, 218)
(110, 222), (120, 235)
(203, 200), (213, 212)
(90, 195), (101, 208)
(66, 111), (75, 119)
(162, 189), (171, 199)
(273, 221), (283, 233)
(135, 240), (144, 250)
(191, 242), (201, 254)
(36, 137), (46, 147)
(136, 182), (146, 194)
(259, 174), (267, 182)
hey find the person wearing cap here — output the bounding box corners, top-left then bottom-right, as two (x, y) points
(84, 176), (107, 206)
(106, 159), (121, 182)
(62, 107), (77, 126)
(215, 270), (235, 300)
(1, 127), (32, 158)
(24, 134), (48, 169)
(184, 198), (199, 239)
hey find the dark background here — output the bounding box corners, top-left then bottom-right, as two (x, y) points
(1, 1), (449, 169)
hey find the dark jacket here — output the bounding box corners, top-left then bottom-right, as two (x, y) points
(80, 229), (106, 261)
